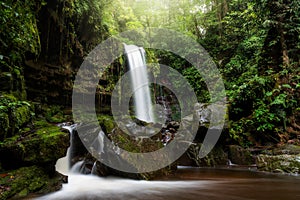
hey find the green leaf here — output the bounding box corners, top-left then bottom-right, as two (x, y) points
(266, 91), (273, 97)
(282, 84), (292, 89)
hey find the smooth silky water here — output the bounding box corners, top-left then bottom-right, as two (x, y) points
(124, 44), (155, 122)
(36, 165), (300, 200)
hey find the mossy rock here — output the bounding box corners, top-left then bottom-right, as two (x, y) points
(43, 105), (67, 123)
(11, 104), (32, 129)
(186, 143), (228, 167)
(0, 94), (33, 138)
(0, 165), (64, 200)
(272, 144), (300, 155)
(256, 154), (300, 174)
(0, 112), (9, 141)
(0, 120), (69, 169)
(79, 123), (174, 180)
(0, 93), (17, 106)
(97, 115), (115, 133)
(228, 145), (254, 165)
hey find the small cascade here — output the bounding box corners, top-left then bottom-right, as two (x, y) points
(92, 130), (105, 154)
(55, 123), (78, 175)
(70, 160), (84, 174)
(124, 44), (155, 122)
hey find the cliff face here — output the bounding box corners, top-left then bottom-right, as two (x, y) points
(23, 0), (84, 106)
(0, 1), (83, 198)
(24, 60), (75, 106)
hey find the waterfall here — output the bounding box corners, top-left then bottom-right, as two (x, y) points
(56, 123), (107, 175)
(55, 123), (77, 175)
(124, 44), (155, 122)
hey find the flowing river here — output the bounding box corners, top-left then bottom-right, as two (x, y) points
(36, 166), (300, 200)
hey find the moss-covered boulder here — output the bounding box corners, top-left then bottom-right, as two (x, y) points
(0, 120), (69, 170)
(183, 143), (228, 167)
(256, 154), (300, 174)
(228, 145), (254, 165)
(75, 120), (175, 180)
(0, 166), (65, 199)
(272, 144), (300, 155)
(11, 103), (32, 129)
(0, 94), (33, 140)
(109, 126), (174, 180)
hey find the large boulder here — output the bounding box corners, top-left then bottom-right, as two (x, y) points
(228, 145), (254, 165)
(73, 119), (176, 180)
(0, 120), (69, 170)
(180, 143), (228, 167)
(256, 154), (300, 174)
(0, 166), (66, 199)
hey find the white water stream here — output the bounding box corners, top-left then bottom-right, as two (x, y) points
(124, 44), (155, 122)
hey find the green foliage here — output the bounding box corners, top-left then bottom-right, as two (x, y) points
(0, 0), (42, 63)
(0, 0), (298, 149)
(0, 94), (33, 139)
(74, 0), (111, 47)
(198, 0), (300, 146)
(43, 105), (65, 123)
(182, 67), (210, 102)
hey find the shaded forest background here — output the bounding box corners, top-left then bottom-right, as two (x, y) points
(1, 0), (300, 148)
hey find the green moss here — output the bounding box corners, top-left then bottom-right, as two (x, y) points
(0, 134), (19, 146)
(0, 166), (47, 199)
(34, 119), (51, 128)
(0, 165), (64, 199)
(17, 188), (29, 198)
(43, 105), (66, 123)
(106, 126), (173, 179)
(0, 120), (69, 166)
(0, 95), (33, 137)
(23, 122), (69, 163)
(14, 105), (31, 127)
(97, 115), (115, 133)
(0, 93), (17, 106)
(0, 112), (9, 141)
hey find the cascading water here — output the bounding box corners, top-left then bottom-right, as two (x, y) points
(56, 124), (105, 175)
(55, 123), (77, 175)
(124, 44), (155, 122)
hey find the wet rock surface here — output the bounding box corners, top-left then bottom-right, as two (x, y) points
(178, 143), (228, 167)
(256, 154), (300, 174)
(254, 144), (300, 174)
(228, 145), (254, 165)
